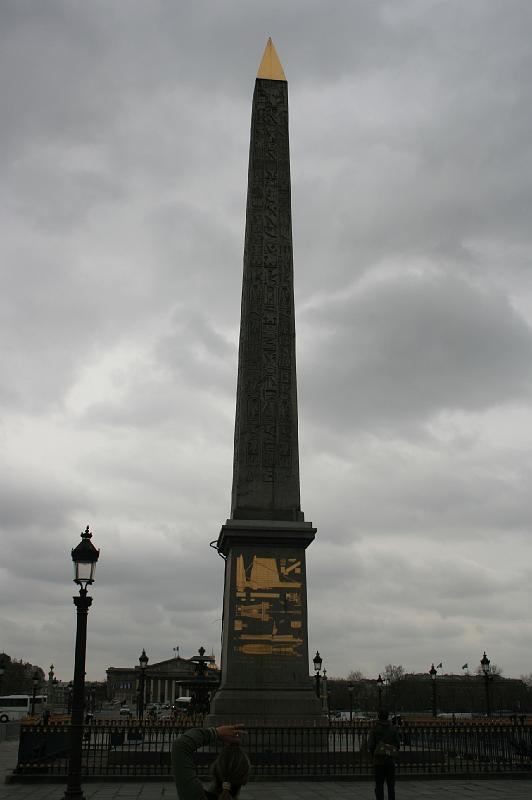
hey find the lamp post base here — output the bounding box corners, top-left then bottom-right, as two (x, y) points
(63, 788), (86, 800)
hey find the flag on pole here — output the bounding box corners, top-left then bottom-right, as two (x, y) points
(462, 663), (468, 670)
(436, 663), (443, 669)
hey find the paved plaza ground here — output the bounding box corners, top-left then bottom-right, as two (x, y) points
(2, 739), (532, 799)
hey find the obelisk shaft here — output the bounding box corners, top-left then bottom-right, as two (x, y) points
(231, 70), (303, 522)
(208, 40), (323, 725)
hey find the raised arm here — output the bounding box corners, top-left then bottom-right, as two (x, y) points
(171, 727), (217, 800)
(171, 725), (246, 800)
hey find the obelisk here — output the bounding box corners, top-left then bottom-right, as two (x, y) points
(208, 40), (323, 724)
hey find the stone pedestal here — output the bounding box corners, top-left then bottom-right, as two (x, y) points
(207, 520), (324, 725)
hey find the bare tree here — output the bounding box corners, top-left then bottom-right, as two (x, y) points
(346, 669), (365, 682)
(383, 664), (405, 683)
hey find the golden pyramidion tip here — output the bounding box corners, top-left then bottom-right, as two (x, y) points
(257, 37), (287, 81)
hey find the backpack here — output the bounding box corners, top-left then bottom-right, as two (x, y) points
(374, 740), (398, 757)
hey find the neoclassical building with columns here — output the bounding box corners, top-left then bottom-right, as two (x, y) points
(106, 654), (219, 707)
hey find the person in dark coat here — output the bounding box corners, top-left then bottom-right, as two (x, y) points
(367, 709), (401, 800)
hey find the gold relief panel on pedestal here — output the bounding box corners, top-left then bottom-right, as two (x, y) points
(232, 552), (304, 658)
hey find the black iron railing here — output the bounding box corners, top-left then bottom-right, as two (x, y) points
(12, 719), (532, 781)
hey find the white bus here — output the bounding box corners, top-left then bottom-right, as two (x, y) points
(0, 695), (47, 722)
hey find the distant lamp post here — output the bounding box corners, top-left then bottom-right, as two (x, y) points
(376, 674), (384, 710)
(480, 651), (492, 718)
(322, 669), (329, 717)
(313, 651), (323, 700)
(31, 670), (39, 715)
(429, 663), (437, 718)
(87, 687), (96, 715)
(0, 655), (7, 694)
(63, 525), (100, 800)
(348, 683), (354, 722)
(138, 649), (149, 719)
(48, 665), (55, 709)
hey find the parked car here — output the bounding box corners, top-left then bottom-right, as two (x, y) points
(119, 706), (132, 717)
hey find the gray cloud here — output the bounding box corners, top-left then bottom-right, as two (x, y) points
(300, 271), (532, 432)
(2, 1), (532, 682)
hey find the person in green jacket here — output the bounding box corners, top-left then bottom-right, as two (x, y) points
(367, 709), (401, 800)
(171, 725), (250, 800)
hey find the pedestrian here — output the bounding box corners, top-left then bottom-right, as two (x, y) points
(172, 725), (250, 800)
(368, 709), (401, 800)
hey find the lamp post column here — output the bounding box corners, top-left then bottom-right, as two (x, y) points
(48, 665), (55, 714)
(313, 651), (322, 701)
(139, 672), (145, 719)
(138, 649), (149, 720)
(376, 674), (384, 711)
(484, 675), (491, 718)
(30, 672), (39, 716)
(322, 670), (329, 717)
(480, 651), (492, 718)
(429, 664), (437, 718)
(64, 589), (92, 800)
(63, 525), (99, 800)
(348, 684), (354, 722)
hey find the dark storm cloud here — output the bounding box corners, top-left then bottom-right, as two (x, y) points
(300, 271), (532, 432)
(290, 2), (532, 297)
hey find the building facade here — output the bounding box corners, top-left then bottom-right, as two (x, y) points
(106, 656), (219, 708)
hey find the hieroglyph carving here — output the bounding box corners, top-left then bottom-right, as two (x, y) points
(231, 79), (301, 519)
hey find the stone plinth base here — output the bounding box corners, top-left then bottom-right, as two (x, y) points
(206, 687), (327, 727)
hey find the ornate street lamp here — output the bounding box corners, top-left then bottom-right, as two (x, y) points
(429, 663), (437, 718)
(348, 683), (354, 722)
(63, 525), (100, 800)
(30, 670), (39, 716)
(376, 674), (384, 710)
(480, 651), (492, 717)
(138, 649), (149, 719)
(313, 651), (323, 700)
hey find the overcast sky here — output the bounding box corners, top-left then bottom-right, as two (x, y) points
(2, 1), (532, 685)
